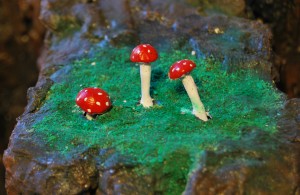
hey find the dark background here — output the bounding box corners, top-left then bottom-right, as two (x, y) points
(0, 1), (45, 194)
(0, 0), (299, 194)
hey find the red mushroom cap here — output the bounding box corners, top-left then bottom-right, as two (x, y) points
(130, 44), (158, 63)
(76, 87), (111, 115)
(168, 59), (196, 80)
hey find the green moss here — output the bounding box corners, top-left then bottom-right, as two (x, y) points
(33, 47), (283, 194)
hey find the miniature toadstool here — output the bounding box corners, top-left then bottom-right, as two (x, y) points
(76, 87), (112, 120)
(130, 44), (158, 108)
(169, 59), (209, 121)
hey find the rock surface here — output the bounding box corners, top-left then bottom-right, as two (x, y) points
(185, 99), (300, 194)
(245, 0), (300, 98)
(3, 0), (300, 194)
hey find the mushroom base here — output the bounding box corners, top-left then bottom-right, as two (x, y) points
(84, 112), (97, 120)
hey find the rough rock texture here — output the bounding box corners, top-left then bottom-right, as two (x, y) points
(37, 0), (272, 76)
(245, 0), (300, 98)
(3, 0), (300, 194)
(185, 99), (300, 194)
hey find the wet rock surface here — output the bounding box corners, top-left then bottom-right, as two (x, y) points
(3, 0), (300, 194)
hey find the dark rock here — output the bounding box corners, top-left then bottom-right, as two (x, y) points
(98, 166), (153, 194)
(133, 1), (272, 77)
(277, 98), (300, 143)
(189, 0), (246, 16)
(184, 101), (300, 194)
(4, 145), (100, 194)
(246, 0), (300, 98)
(174, 14), (272, 75)
(38, 0), (273, 78)
(24, 77), (54, 114)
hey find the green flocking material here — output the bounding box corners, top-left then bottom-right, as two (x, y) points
(32, 47), (284, 194)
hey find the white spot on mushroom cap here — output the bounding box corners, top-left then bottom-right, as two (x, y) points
(96, 102), (101, 106)
(87, 109), (91, 113)
(176, 67), (180, 71)
(76, 98), (80, 101)
(147, 49), (151, 53)
(183, 62), (187, 65)
(172, 68), (176, 72)
(106, 102), (110, 106)
(143, 44), (147, 47)
(98, 92), (102, 95)
(85, 90), (88, 92)
(84, 97), (88, 101)
(190, 64), (193, 67)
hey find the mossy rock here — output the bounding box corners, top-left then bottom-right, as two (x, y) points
(3, 0), (300, 194)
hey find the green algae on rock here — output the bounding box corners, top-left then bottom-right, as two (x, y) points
(32, 47), (283, 194)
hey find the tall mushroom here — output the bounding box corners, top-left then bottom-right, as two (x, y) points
(130, 44), (158, 108)
(169, 59), (208, 121)
(76, 87), (112, 120)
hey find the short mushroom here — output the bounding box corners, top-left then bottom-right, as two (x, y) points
(130, 44), (158, 108)
(76, 87), (112, 120)
(169, 59), (208, 121)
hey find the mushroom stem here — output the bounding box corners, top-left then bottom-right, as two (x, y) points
(140, 63), (153, 108)
(85, 113), (94, 120)
(182, 74), (208, 121)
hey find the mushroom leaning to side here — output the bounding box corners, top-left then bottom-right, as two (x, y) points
(169, 59), (209, 121)
(130, 44), (158, 108)
(76, 87), (112, 120)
